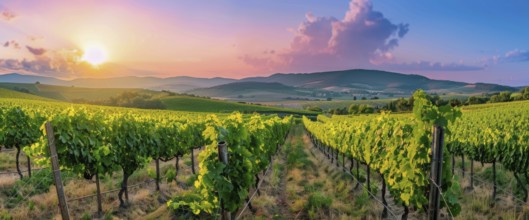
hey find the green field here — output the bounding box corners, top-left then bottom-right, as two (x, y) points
(0, 88), (57, 101)
(263, 99), (395, 110)
(0, 83), (152, 102)
(0, 84), (316, 115)
(161, 95), (316, 115)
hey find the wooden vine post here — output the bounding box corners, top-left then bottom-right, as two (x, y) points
(45, 122), (71, 220)
(428, 125), (444, 220)
(95, 173), (103, 217)
(191, 147), (196, 174)
(217, 141), (231, 220)
(27, 156), (32, 177)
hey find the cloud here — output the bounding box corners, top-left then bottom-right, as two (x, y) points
(0, 48), (83, 77)
(1, 8), (16, 21)
(242, 0), (409, 72)
(482, 49), (529, 65)
(503, 49), (529, 62)
(382, 61), (485, 71)
(0, 58), (55, 73)
(28, 35), (44, 42)
(3, 40), (20, 49)
(26, 46), (47, 56)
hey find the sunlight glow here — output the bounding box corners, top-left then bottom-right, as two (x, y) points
(81, 43), (108, 66)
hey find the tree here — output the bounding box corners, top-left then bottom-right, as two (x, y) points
(490, 91), (512, 103)
(348, 104), (360, 114)
(466, 96), (488, 105)
(306, 106), (323, 112)
(448, 99), (462, 107)
(522, 87), (529, 100)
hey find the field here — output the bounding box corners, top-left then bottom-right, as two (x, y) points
(264, 99), (395, 110)
(0, 83), (152, 102)
(1, 90), (529, 220)
(161, 95), (316, 115)
(0, 84), (315, 116)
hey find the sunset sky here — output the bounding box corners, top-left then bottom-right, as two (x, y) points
(0, 0), (528, 86)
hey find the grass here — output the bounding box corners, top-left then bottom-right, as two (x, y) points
(238, 124), (384, 219)
(0, 82), (152, 102)
(0, 82), (318, 115)
(261, 98), (394, 110)
(0, 88), (56, 101)
(161, 95), (316, 115)
(0, 149), (201, 219)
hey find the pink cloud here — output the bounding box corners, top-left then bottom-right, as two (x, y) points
(242, 0), (409, 72)
(3, 40), (21, 49)
(1, 8), (16, 21)
(26, 46), (47, 56)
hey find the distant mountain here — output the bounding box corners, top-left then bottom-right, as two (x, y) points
(240, 69), (514, 94)
(0, 73), (235, 92)
(0, 69), (518, 100)
(191, 69), (518, 101)
(0, 73), (64, 85)
(67, 76), (235, 91)
(189, 82), (316, 101)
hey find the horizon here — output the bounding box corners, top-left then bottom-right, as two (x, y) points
(1, 0), (528, 86)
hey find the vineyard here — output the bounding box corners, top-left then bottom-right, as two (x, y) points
(1, 91), (529, 219)
(0, 97), (292, 219)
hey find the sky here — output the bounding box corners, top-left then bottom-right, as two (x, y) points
(0, 0), (528, 86)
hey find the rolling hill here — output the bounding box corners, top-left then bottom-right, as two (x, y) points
(0, 82), (153, 102)
(161, 95), (315, 115)
(188, 82), (317, 101)
(0, 69), (519, 102)
(0, 87), (57, 101)
(240, 69), (517, 94)
(0, 82), (315, 115)
(0, 73), (235, 92)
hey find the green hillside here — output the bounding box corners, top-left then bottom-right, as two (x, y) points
(0, 83), (316, 115)
(189, 81), (315, 101)
(0, 88), (56, 101)
(0, 82), (152, 102)
(161, 95), (316, 115)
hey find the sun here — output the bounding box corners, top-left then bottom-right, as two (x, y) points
(81, 43), (108, 66)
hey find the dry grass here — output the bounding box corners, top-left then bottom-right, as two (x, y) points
(0, 174), (17, 188)
(0, 151), (199, 220)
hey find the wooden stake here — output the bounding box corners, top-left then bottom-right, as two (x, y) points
(217, 142), (231, 220)
(428, 126), (444, 220)
(45, 122), (70, 220)
(96, 173), (103, 217)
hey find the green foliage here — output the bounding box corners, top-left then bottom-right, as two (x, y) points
(166, 192), (204, 218)
(3, 168), (75, 208)
(306, 106), (323, 112)
(489, 91), (512, 103)
(306, 192), (333, 218)
(81, 212), (91, 220)
(177, 113), (292, 215)
(0, 106), (43, 150)
(80, 91), (166, 109)
(28, 108), (115, 179)
(348, 104), (374, 114)
(165, 167), (177, 183)
(304, 89), (462, 215)
(108, 114), (154, 177)
(353, 189), (370, 209)
(0, 210), (12, 220)
(162, 95), (315, 115)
